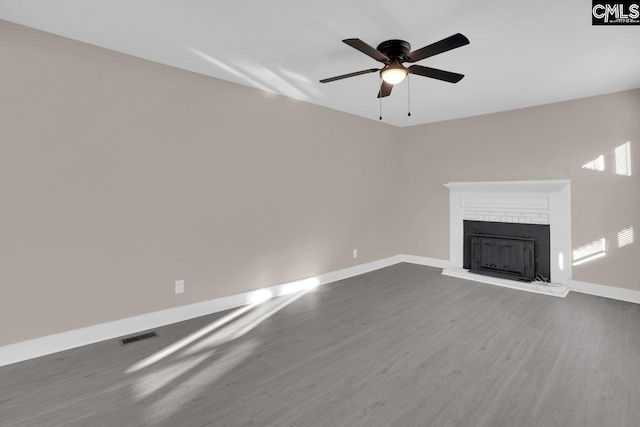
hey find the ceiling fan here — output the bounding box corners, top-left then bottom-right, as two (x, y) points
(319, 34), (469, 98)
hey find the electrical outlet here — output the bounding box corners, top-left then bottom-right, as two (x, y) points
(353, 249), (358, 258)
(175, 279), (185, 294)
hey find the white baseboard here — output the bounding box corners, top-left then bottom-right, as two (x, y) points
(568, 279), (640, 305)
(0, 255), (405, 368)
(401, 255), (451, 269)
(2, 253), (637, 368)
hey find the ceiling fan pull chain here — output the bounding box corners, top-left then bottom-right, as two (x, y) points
(407, 74), (411, 117)
(379, 78), (383, 120)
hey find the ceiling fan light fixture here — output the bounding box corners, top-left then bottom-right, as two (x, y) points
(381, 65), (407, 85)
(320, 34), (469, 101)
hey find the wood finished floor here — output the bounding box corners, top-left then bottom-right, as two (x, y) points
(1, 263), (640, 426)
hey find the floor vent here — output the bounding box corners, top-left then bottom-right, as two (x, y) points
(120, 331), (158, 346)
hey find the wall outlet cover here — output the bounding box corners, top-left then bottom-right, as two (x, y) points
(175, 279), (185, 294)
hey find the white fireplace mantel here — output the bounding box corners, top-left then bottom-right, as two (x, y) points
(444, 180), (571, 193)
(442, 180), (571, 297)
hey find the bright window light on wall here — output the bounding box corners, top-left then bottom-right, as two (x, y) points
(615, 142), (632, 176)
(573, 238), (606, 266)
(582, 155), (605, 172)
(618, 226), (634, 248)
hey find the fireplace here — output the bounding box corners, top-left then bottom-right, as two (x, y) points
(442, 180), (571, 297)
(464, 220), (550, 282)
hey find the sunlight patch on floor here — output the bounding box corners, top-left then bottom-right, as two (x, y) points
(127, 279), (319, 373)
(182, 288), (312, 356)
(142, 340), (259, 425)
(126, 303), (256, 373)
(133, 350), (214, 400)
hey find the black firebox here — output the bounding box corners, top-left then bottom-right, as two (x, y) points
(463, 220), (551, 282)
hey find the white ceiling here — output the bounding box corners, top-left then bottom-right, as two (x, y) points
(2, 0), (640, 127)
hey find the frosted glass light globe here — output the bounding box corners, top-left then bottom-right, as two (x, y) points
(381, 67), (407, 84)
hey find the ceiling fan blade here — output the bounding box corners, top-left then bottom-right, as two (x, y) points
(343, 39), (389, 63)
(319, 68), (380, 83)
(409, 65), (464, 83)
(377, 81), (393, 98)
(405, 33), (470, 63)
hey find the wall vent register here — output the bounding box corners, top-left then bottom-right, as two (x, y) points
(120, 331), (158, 346)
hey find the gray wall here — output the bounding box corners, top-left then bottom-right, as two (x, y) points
(400, 89), (640, 290)
(1, 19), (639, 347)
(0, 20), (402, 346)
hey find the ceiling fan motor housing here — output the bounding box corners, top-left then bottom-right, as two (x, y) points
(376, 40), (411, 62)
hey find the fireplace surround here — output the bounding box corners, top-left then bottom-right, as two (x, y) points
(442, 180), (571, 297)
